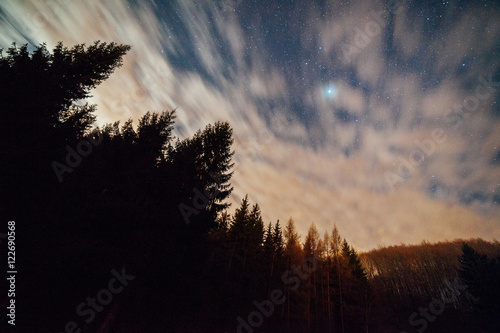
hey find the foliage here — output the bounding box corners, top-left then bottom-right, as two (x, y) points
(2, 41), (498, 333)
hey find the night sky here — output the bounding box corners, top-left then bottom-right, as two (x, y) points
(2, 0), (499, 250)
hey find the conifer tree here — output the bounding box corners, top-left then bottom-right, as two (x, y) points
(458, 243), (500, 327)
(272, 220), (284, 258)
(304, 222), (320, 258)
(282, 217), (302, 330)
(0, 41), (130, 214)
(284, 217), (302, 260)
(248, 203), (264, 250)
(264, 222), (275, 257)
(304, 223), (321, 331)
(330, 224), (345, 333)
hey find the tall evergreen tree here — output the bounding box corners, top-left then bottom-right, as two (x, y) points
(282, 217), (303, 330)
(341, 239), (370, 333)
(169, 121), (234, 231)
(273, 220), (285, 258)
(457, 243), (500, 330)
(304, 222), (320, 258)
(264, 222), (275, 257)
(284, 217), (302, 260)
(330, 224), (345, 333)
(229, 195), (251, 243)
(457, 243), (489, 300)
(0, 41), (132, 330)
(304, 223), (321, 331)
(0, 41), (130, 215)
(248, 203), (265, 249)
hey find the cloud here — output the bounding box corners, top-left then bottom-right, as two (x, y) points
(1, 0), (499, 250)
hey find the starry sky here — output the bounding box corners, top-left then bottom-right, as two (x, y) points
(1, 0), (500, 251)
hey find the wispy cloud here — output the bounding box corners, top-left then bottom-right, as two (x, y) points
(1, 0), (499, 250)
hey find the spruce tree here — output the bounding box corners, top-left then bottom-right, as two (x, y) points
(458, 243), (500, 329)
(0, 41), (130, 214)
(272, 220), (284, 258)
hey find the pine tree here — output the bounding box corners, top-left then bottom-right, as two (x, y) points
(458, 243), (500, 327)
(169, 121), (234, 229)
(304, 222), (320, 258)
(0, 41), (130, 214)
(458, 243), (488, 300)
(282, 217), (303, 330)
(228, 195), (251, 273)
(331, 224), (345, 333)
(284, 217), (302, 260)
(272, 220), (284, 258)
(343, 240), (367, 281)
(248, 203), (264, 249)
(341, 239), (369, 333)
(304, 223), (321, 331)
(199, 122), (234, 214)
(136, 111), (176, 165)
(263, 222), (277, 297)
(323, 230), (333, 331)
(264, 222), (275, 257)
(227, 197), (264, 272)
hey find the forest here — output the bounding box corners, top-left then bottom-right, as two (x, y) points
(1, 42), (499, 333)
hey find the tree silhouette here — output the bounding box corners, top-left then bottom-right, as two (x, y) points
(3, 40), (499, 333)
(0, 41), (130, 217)
(458, 243), (500, 330)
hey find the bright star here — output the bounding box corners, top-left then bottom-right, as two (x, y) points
(324, 84), (338, 98)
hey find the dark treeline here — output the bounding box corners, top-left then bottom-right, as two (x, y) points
(362, 239), (500, 332)
(1, 42), (499, 333)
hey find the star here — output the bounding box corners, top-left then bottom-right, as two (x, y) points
(324, 84), (338, 98)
